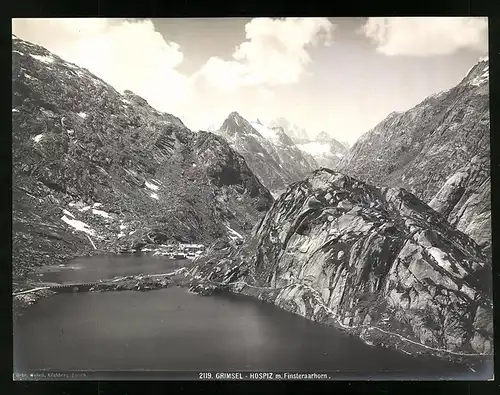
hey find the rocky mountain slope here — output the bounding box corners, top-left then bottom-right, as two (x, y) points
(187, 169), (492, 360)
(296, 131), (349, 170)
(338, 58), (490, 253)
(12, 35), (273, 282)
(216, 112), (318, 196)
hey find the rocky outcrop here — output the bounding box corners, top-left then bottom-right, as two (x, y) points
(186, 169), (493, 360)
(338, 58), (490, 252)
(12, 36), (273, 284)
(429, 156), (490, 254)
(89, 273), (175, 292)
(216, 112), (318, 196)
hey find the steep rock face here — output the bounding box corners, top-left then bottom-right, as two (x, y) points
(338, 59), (490, 250)
(187, 169), (492, 359)
(341, 141), (351, 150)
(429, 156), (490, 254)
(12, 36), (273, 281)
(261, 124), (319, 179)
(216, 112), (317, 196)
(297, 131), (349, 169)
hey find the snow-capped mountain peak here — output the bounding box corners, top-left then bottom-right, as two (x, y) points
(250, 120), (281, 144)
(315, 131), (332, 142)
(206, 124), (218, 132)
(269, 117), (310, 143)
(462, 56), (489, 87)
(470, 64), (489, 87)
(216, 112), (318, 194)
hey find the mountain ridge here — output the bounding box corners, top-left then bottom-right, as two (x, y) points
(215, 112), (318, 196)
(12, 36), (273, 281)
(186, 168), (492, 361)
(338, 57), (490, 253)
(296, 131), (349, 169)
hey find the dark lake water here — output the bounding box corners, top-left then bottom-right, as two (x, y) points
(14, 254), (492, 380)
(29, 253), (188, 284)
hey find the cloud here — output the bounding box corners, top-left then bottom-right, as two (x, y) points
(194, 56), (246, 92)
(360, 17), (488, 56)
(12, 18), (194, 113)
(258, 87), (275, 100)
(198, 17), (335, 90)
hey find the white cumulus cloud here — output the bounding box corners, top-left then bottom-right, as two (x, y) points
(197, 17), (335, 91)
(360, 17), (488, 56)
(12, 18), (194, 113)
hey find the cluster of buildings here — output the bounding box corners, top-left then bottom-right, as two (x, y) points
(157, 244), (206, 259)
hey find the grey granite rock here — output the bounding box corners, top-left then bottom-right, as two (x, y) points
(187, 169), (492, 359)
(337, 59), (490, 253)
(12, 36), (272, 283)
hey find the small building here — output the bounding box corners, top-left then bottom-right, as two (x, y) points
(159, 244), (176, 253)
(179, 244), (205, 254)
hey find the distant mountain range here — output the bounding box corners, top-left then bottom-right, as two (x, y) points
(296, 131), (348, 169)
(214, 112), (313, 196)
(213, 114), (349, 195)
(268, 116), (310, 143)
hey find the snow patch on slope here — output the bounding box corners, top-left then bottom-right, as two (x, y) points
(145, 181), (159, 191)
(62, 209), (75, 218)
(92, 209), (112, 219)
(297, 142), (331, 155)
(225, 224), (243, 240)
(61, 215), (95, 235)
(29, 54), (55, 64)
(464, 57), (489, 86)
(428, 88), (452, 100)
(250, 121), (279, 143)
(427, 247), (468, 277)
(32, 134), (44, 143)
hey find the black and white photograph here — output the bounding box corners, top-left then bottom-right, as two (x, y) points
(12, 17), (493, 380)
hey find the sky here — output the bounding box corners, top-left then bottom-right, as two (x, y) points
(12, 17), (488, 144)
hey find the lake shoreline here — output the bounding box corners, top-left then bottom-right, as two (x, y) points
(12, 253), (492, 375)
(13, 287), (478, 377)
(182, 274), (492, 369)
(12, 251), (188, 321)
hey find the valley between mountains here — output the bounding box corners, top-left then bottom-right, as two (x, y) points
(12, 35), (492, 365)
